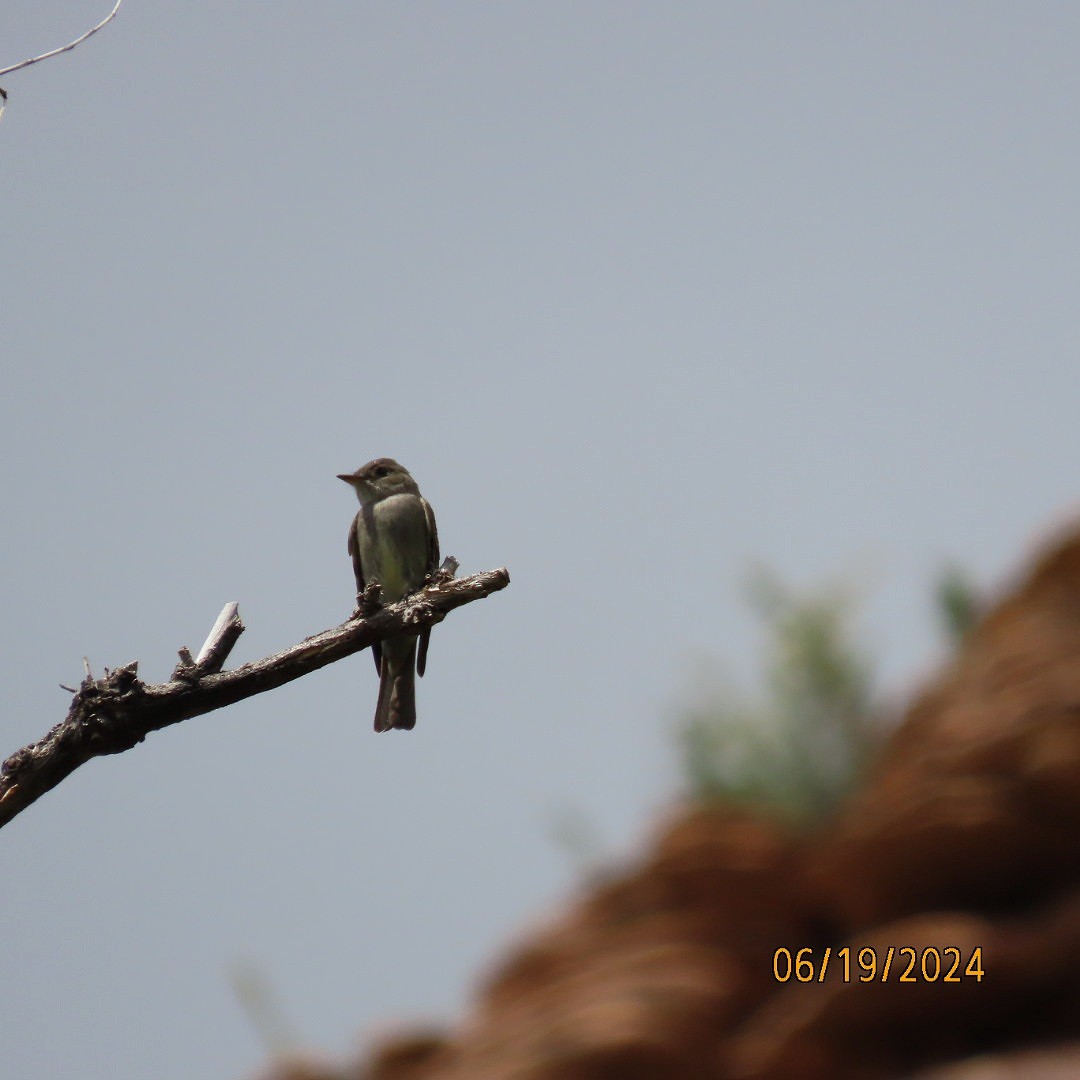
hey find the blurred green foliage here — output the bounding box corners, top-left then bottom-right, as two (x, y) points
(677, 569), (877, 823)
(935, 564), (981, 645)
(678, 563), (982, 822)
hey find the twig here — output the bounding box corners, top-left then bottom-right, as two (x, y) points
(0, 0), (125, 80)
(195, 601), (244, 673)
(0, 567), (510, 830)
(171, 602), (245, 681)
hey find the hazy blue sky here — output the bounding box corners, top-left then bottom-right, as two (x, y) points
(4, 4), (1080, 1078)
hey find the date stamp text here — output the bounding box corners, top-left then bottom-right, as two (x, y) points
(772, 946), (984, 984)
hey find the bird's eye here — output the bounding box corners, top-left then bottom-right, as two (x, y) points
(375, 465), (390, 478)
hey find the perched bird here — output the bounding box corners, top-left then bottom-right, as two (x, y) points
(337, 458), (440, 731)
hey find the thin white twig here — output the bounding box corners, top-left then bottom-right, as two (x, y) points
(0, 0), (125, 80)
(195, 602), (244, 673)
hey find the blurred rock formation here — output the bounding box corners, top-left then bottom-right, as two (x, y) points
(257, 525), (1080, 1080)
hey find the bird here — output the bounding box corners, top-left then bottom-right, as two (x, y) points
(337, 458), (439, 731)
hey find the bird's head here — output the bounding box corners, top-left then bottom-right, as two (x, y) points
(337, 458), (420, 503)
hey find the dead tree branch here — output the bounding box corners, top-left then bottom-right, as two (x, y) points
(0, 0), (125, 80)
(0, 567), (510, 830)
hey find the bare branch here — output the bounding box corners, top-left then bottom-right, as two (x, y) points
(171, 602), (245, 681)
(195, 601), (244, 673)
(0, 0), (125, 80)
(0, 567), (510, 830)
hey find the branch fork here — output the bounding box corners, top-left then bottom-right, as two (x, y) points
(0, 567), (509, 829)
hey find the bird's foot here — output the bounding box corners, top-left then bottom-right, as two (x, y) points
(351, 580), (383, 619)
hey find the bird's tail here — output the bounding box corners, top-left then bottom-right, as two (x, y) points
(373, 640), (417, 732)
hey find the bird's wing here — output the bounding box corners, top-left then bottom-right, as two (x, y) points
(423, 498), (440, 575)
(416, 498), (440, 678)
(348, 514), (381, 675)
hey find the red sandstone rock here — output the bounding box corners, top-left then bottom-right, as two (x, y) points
(258, 525), (1080, 1080)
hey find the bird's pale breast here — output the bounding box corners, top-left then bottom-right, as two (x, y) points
(356, 493), (432, 603)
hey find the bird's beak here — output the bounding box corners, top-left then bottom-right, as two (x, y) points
(336, 473), (357, 483)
